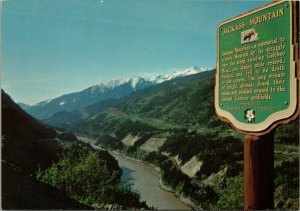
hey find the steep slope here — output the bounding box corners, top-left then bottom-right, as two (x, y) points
(2, 90), (59, 173)
(1, 90), (88, 209)
(27, 66), (206, 120)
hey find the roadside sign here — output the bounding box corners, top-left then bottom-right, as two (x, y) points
(215, 0), (299, 135)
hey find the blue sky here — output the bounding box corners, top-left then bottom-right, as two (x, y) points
(2, 0), (269, 105)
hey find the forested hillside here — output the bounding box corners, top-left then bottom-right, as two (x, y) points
(72, 70), (299, 210)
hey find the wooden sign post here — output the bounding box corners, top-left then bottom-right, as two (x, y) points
(215, 1), (299, 209)
(244, 132), (274, 209)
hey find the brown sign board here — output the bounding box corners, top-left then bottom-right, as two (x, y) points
(215, 0), (299, 135)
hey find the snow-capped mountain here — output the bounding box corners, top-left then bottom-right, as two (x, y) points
(90, 76), (150, 93)
(149, 66), (207, 84)
(89, 66), (206, 92)
(26, 66), (208, 119)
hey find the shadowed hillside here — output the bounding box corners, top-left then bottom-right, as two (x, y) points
(2, 90), (149, 210)
(1, 90), (89, 209)
(2, 90), (60, 173)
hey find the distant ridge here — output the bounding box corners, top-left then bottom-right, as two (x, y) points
(26, 66), (208, 119)
(18, 102), (32, 110)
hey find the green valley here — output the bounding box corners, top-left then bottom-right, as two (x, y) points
(70, 70), (299, 210)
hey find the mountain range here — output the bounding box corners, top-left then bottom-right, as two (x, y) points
(73, 69), (220, 138)
(25, 66), (208, 120)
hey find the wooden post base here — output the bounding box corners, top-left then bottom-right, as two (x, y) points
(244, 132), (274, 210)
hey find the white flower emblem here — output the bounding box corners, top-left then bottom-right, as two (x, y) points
(244, 109), (256, 123)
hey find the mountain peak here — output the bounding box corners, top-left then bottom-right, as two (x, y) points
(128, 76), (143, 89)
(90, 76), (144, 94)
(149, 66), (208, 84)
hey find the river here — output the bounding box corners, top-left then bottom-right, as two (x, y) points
(77, 136), (191, 210)
(111, 152), (191, 210)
